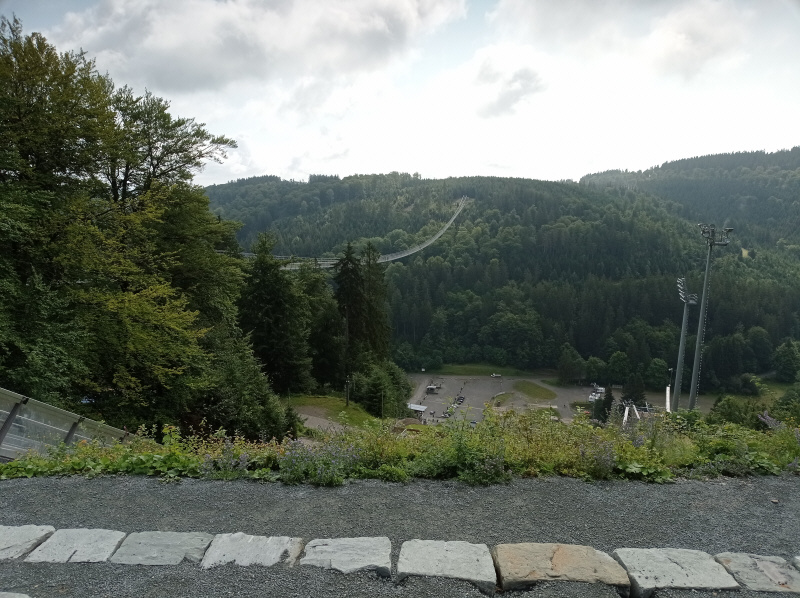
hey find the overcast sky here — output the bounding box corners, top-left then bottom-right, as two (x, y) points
(3, 0), (800, 186)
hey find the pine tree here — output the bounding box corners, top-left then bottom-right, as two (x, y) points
(622, 373), (647, 407)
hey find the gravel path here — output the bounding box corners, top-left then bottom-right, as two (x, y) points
(2, 474), (799, 597)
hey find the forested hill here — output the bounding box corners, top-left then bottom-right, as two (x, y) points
(207, 168), (800, 393)
(580, 147), (800, 249)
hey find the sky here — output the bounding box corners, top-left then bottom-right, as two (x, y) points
(2, 0), (800, 187)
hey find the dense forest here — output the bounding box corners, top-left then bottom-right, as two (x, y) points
(3, 18), (800, 442)
(207, 155), (800, 397)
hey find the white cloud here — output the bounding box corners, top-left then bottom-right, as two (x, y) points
(487, 0), (754, 79)
(644, 1), (751, 79)
(18, 0), (800, 186)
(49, 0), (466, 93)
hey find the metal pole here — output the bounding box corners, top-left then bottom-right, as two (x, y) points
(64, 417), (85, 445)
(673, 281), (696, 411)
(0, 397), (28, 449)
(688, 242), (713, 410)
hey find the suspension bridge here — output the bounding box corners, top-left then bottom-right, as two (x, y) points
(234, 196), (468, 269)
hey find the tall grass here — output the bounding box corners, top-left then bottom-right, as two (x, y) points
(3, 409), (798, 485)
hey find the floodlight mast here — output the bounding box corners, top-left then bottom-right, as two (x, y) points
(672, 278), (697, 410)
(687, 224), (733, 410)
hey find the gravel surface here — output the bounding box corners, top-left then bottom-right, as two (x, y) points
(2, 475), (799, 597)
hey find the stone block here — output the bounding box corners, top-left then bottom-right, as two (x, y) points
(397, 539), (496, 595)
(201, 533), (303, 569)
(26, 528), (126, 563)
(493, 542), (630, 590)
(109, 531), (213, 565)
(0, 525), (54, 560)
(0, 593), (32, 598)
(715, 552), (800, 592)
(300, 537), (390, 577)
(613, 548), (739, 598)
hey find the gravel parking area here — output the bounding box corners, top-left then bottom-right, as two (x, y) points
(2, 474), (798, 597)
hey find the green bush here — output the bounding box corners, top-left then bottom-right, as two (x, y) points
(2, 410), (799, 485)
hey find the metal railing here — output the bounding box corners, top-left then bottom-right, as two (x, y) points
(0, 387), (128, 461)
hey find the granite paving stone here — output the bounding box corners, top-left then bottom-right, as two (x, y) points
(397, 539), (496, 595)
(0, 526), (55, 561)
(715, 552), (800, 593)
(492, 542), (630, 591)
(0, 593), (32, 598)
(109, 531), (214, 565)
(613, 548), (740, 598)
(25, 528), (126, 563)
(201, 533), (304, 569)
(299, 537), (391, 576)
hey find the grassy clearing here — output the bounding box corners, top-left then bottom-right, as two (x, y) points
(493, 392), (514, 406)
(513, 380), (557, 401)
(287, 395), (376, 427)
(434, 363), (534, 377)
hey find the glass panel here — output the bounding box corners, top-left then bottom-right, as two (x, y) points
(14, 401), (80, 455)
(74, 420), (126, 446)
(0, 389), (129, 457)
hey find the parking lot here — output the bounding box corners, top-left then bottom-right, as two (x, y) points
(408, 373), (570, 424)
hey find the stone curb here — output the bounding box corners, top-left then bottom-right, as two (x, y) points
(492, 542), (630, 591)
(300, 537), (391, 576)
(26, 528), (126, 563)
(0, 525), (54, 561)
(3, 525), (800, 595)
(397, 539), (496, 595)
(613, 548), (739, 598)
(201, 533), (303, 569)
(715, 552), (800, 593)
(110, 531), (215, 565)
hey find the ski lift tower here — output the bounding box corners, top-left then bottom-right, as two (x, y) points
(688, 224), (733, 410)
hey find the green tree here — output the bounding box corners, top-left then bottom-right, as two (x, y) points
(622, 373), (646, 407)
(334, 242), (365, 374)
(557, 343), (585, 385)
(585, 356), (607, 385)
(104, 87), (236, 204)
(361, 242), (390, 360)
(643, 358), (669, 391)
(0, 21), (293, 437)
(746, 326), (773, 373)
(606, 351), (631, 385)
(772, 385), (800, 423)
(773, 340), (800, 383)
(239, 234), (314, 395)
(295, 265), (344, 388)
(593, 385), (615, 422)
